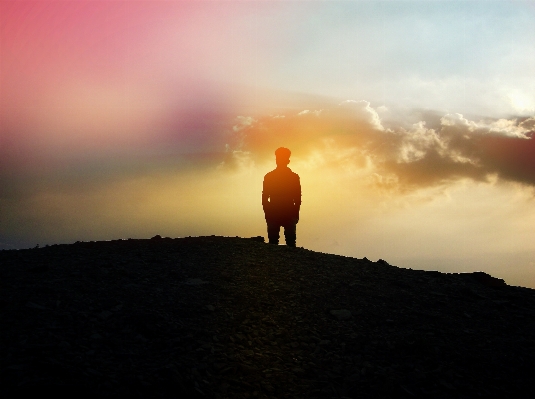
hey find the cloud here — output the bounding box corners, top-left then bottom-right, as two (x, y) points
(222, 102), (535, 192)
(441, 113), (532, 138)
(2, 96), (534, 262)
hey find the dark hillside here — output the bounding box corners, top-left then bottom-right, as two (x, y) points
(1, 236), (535, 398)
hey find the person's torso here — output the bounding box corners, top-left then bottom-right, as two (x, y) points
(264, 167), (300, 207)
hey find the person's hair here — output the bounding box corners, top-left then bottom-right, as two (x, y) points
(275, 147), (291, 160)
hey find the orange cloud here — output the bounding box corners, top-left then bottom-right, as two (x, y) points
(222, 102), (535, 192)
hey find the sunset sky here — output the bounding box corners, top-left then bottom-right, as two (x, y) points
(1, 1), (535, 288)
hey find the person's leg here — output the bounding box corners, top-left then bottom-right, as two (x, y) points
(283, 221), (297, 247)
(267, 221), (280, 244)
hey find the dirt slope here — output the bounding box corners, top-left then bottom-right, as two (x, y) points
(1, 236), (535, 398)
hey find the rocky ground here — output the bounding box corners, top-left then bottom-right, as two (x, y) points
(1, 236), (535, 398)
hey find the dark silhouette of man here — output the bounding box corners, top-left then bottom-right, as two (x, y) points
(262, 147), (301, 247)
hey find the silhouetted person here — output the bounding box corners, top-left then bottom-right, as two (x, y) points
(262, 147), (301, 247)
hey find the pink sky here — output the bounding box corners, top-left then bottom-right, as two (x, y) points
(1, 1), (295, 170)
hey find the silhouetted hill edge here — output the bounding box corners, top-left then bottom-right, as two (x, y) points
(1, 235), (535, 398)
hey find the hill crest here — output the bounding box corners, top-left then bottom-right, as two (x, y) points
(2, 235), (535, 398)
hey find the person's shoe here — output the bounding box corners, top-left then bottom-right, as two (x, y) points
(286, 242), (296, 248)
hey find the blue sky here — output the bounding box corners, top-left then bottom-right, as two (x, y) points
(255, 0), (535, 116)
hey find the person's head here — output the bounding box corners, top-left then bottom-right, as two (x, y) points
(275, 147), (291, 167)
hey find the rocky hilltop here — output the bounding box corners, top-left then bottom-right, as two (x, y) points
(1, 236), (535, 398)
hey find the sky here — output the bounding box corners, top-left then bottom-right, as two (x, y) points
(1, 0), (535, 288)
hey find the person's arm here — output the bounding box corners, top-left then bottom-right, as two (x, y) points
(262, 176), (270, 213)
(294, 175), (301, 218)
